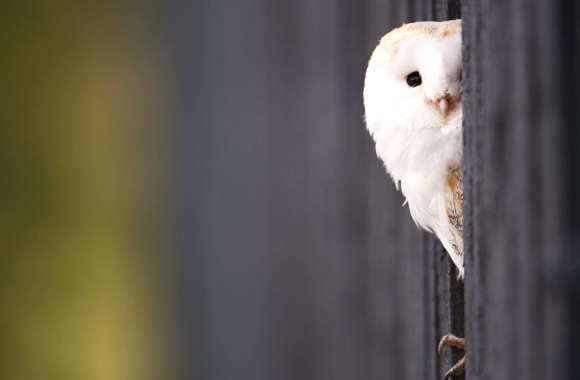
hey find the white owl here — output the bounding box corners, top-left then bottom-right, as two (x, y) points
(363, 20), (465, 378)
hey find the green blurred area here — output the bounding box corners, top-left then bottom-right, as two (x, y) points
(1, 2), (168, 379)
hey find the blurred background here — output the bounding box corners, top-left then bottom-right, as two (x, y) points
(3, 1), (426, 379)
(4, 1), (580, 380)
(3, 2), (169, 379)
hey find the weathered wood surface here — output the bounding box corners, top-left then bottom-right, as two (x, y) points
(463, 1), (580, 379)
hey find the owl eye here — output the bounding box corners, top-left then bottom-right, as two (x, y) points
(406, 71), (422, 87)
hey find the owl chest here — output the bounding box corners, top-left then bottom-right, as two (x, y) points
(400, 166), (462, 234)
(399, 169), (448, 231)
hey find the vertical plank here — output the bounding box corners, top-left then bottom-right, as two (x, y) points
(548, 3), (580, 380)
(432, 2), (466, 379)
(464, 0), (580, 379)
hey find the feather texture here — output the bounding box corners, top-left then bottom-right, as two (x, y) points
(363, 20), (464, 276)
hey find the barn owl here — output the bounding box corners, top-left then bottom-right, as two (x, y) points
(363, 20), (465, 379)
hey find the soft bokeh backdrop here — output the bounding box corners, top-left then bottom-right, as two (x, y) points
(2, 2), (170, 379)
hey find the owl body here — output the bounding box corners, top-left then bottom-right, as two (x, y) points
(364, 20), (464, 275)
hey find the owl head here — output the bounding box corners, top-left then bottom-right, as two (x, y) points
(364, 20), (462, 136)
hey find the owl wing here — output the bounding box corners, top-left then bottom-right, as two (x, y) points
(437, 167), (464, 276)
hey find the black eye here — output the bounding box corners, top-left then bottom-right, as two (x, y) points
(406, 71), (422, 87)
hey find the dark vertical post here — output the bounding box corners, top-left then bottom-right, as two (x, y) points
(432, 2), (466, 379)
(463, 0), (580, 379)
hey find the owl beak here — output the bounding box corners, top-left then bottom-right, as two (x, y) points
(437, 97), (450, 117)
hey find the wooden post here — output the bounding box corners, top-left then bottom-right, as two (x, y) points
(463, 0), (580, 379)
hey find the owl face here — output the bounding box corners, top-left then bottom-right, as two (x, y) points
(364, 21), (462, 135)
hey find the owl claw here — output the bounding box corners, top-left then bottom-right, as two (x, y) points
(438, 334), (465, 379)
(443, 356), (465, 379)
(437, 334), (465, 356)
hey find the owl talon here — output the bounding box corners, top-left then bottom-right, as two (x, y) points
(437, 334), (465, 357)
(443, 356), (465, 379)
(438, 334), (465, 379)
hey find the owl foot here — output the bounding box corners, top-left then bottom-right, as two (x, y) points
(438, 334), (465, 379)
